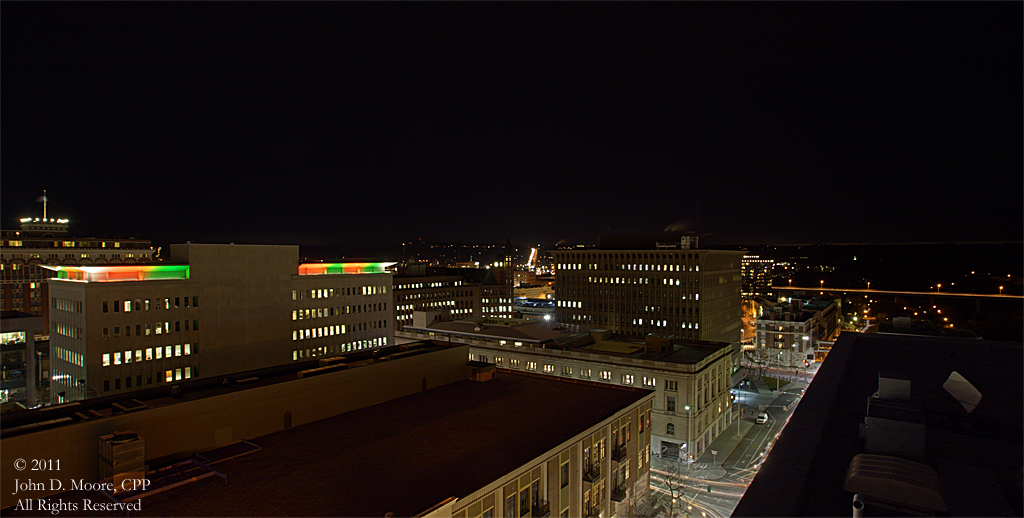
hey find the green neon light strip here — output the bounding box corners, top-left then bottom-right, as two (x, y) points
(42, 264), (190, 282)
(298, 262), (396, 275)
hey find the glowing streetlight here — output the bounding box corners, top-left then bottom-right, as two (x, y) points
(820, 280), (824, 289)
(867, 281), (870, 290)
(685, 405), (692, 470)
(937, 283), (941, 292)
(789, 279), (792, 286)
(999, 286), (1004, 295)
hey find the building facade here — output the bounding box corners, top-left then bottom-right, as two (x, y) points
(754, 297), (840, 365)
(553, 237), (744, 344)
(0, 218), (153, 323)
(45, 244), (393, 403)
(393, 267), (514, 331)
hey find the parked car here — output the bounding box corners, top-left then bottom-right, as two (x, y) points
(756, 412), (769, 424)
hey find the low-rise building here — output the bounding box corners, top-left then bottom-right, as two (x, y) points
(1, 341), (653, 517)
(401, 316), (735, 463)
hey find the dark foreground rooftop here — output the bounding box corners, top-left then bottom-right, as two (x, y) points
(19, 371), (647, 517)
(733, 332), (1023, 517)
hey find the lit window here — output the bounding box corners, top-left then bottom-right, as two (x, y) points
(165, 370), (173, 382)
(165, 346), (172, 358)
(114, 352), (121, 365)
(155, 347), (163, 359)
(184, 344), (191, 355)
(146, 348), (153, 361)
(102, 353), (110, 366)
(175, 345), (181, 357)
(184, 367), (191, 379)
(175, 368), (182, 381)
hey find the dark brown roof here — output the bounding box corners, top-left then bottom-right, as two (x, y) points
(111, 372), (648, 517)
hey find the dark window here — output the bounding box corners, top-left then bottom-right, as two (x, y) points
(147, 374), (152, 385)
(114, 378), (120, 390)
(103, 380), (110, 392)
(102, 301), (108, 313)
(560, 463), (569, 488)
(126, 377), (131, 388)
(113, 301), (119, 312)
(137, 375), (142, 387)
(175, 321), (181, 332)
(192, 296), (198, 307)
(193, 319), (199, 330)
(174, 297), (180, 308)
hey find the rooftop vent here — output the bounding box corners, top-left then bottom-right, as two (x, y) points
(111, 399), (148, 414)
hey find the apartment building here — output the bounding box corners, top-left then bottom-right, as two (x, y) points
(552, 233), (744, 344)
(0, 218), (153, 322)
(45, 243), (393, 403)
(400, 317), (734, 463)
(754, 297), (840, 365)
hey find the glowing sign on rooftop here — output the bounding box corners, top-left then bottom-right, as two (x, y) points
(298, 262), (396, 275)
(42, 264), (190, 282)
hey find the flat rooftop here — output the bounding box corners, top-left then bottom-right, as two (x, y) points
(408, 317), (594, 346)
(19, 372), (648, 517)
(733, 332), (1023, 517)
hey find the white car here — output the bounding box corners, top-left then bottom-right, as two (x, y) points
(756, 412), (769, 424)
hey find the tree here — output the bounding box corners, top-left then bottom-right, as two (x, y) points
(627, 479), (660, 518)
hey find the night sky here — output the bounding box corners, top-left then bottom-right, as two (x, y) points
(3, 3), (1021, 248)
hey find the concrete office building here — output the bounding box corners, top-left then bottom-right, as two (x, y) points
(552, 233), (744, 344)
(401, 317), (735, 463)
(1, 217), (153, 323)
(393, 265), (515, 330)
(1, 341), (654, 518)
(741, 255), (774, 296)
(754, 297), (840, 365)
(45, 244), (394, 404)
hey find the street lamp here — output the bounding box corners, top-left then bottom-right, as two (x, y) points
(820, 280), (824, 289)
(999, 286), (1004, 295)
(788, 279), (792, 286)
(684, 404), (692, 470)
(867, 281), (870, 290)
(937, 284), (941, 293)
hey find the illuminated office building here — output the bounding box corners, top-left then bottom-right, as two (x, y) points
(553, 234), (744, 344)
(46, 243), (393, 403)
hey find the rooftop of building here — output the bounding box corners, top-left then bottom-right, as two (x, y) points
(0, 341), (453, 437)
(732, 332), (1023, 517)
(18, 372), (649, 517)
(406, 316), (594, 347)
(877, 323), (980, 339)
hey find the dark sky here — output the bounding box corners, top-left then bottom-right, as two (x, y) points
(3, 3), (1021, 248)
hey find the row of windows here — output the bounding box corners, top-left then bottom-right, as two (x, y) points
(102, 296), (198, 313)
(53, 322), (82, 339)
(102, 320), (199, 338)
(291, 285), (386, 300)
(99, 367), (194, 394)
(292, 337), (387, 360)
(292, 303), (385, 320)
(557, 263), (701, 272)
(53, 297), (82, 313)
(291, 320), (386, 340)
(55, 346), (83, 367)
(102, 344), (194, 365)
